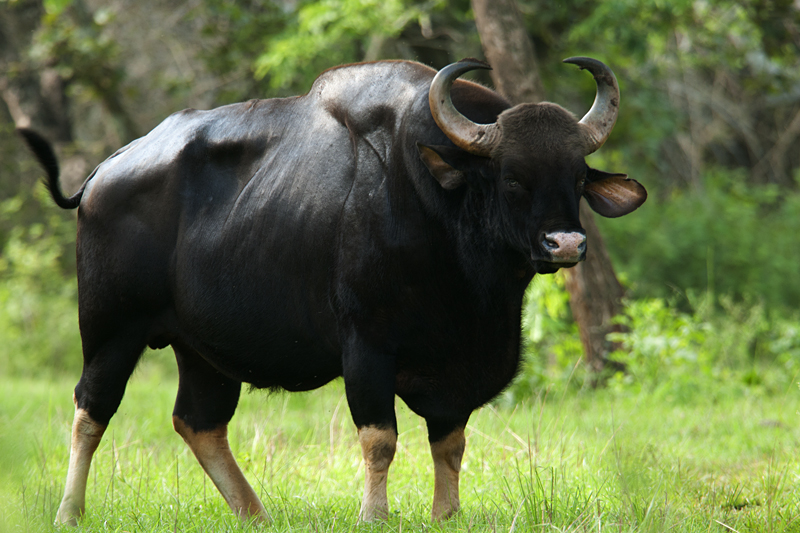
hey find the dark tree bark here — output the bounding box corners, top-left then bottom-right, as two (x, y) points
(563, 203), (626, 374)
(0, 0), (141, 192)
(0, 0), (73, 144)
(471, 0), (625, 374)
(0, 0), (92, 193)
(471, 0), (545, 104)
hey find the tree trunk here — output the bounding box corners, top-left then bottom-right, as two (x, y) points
(0, 0), (73, 144)
(0, 0), (141, 192)
(0, 0), (91, 193)
(471, 0), (545, 104)
(471, 0), (625, 374)
(563, 203), (625, 374)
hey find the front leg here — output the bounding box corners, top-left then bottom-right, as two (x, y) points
(427, 420), (467, 520)
(342, 332), (398, 522)
(357, 426), (397, 521)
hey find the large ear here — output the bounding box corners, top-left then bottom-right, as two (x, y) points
(417, 143), (467, 190)
(583, 168), (647, 218)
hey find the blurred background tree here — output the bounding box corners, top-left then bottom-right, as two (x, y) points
(1, 0), (799, 390)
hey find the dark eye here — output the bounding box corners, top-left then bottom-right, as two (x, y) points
(505, 178), (520, 189)
(577, 171), (587, 190)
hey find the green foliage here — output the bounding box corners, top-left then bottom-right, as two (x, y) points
(3, 0), (800, 400)
(606, 296), (800, 409)
(604, 294), (798, 401)
(505, 273), (583, 401)
(192, 0), (476, 101)
(598, 168), (800, 310)
(511, 249), (800, 402)
(33, 1), (122, 101)
(192, 0), (289, 102)
(0, 191), (80, 378)
(608, 297), (712, 391)
(253, 0), (447, 92)
(528, 0), (800, 188)
(566, 0), (800, 84)
(29, 0), (141, 142)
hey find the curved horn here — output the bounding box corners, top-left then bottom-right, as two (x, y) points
(563, 57), (620, 155)
(429, 59), (502, 157)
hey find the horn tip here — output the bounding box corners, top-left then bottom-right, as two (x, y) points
(457, 57), (492, 71)
(563, 56), (594, 69)
(562, 57), (615, 75)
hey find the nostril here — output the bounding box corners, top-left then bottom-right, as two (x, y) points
(542, 237), (559, 251)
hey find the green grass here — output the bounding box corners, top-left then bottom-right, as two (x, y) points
(1, 356), (799, 532)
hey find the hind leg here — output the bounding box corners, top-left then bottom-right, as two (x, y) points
(56, 332), (146, 525)
(171, 343), (268, 522)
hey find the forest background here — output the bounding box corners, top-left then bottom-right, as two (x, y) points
(1, 0), (800, 531)
(3, 0), (800, 395)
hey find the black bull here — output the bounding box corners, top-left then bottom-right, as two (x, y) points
(20, 58), (645, 525)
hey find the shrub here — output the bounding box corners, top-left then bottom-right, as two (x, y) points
(597, 169), (800, 312)
(502, 273), (585, 403)
(605, 293), (798, 401)
(507, 275), (800, 403)
(0, 192), (81, 377)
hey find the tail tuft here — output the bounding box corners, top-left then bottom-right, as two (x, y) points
(17, 128), (82, 210)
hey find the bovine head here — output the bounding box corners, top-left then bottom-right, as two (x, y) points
(419, 57), (646, 274)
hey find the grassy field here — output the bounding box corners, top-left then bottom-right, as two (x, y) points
(1, 356), (799, 532)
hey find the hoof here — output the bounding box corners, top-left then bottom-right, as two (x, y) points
(54, 503), (81, 527)
(431, 504), (460, 521)
(358, 505), (389, 524)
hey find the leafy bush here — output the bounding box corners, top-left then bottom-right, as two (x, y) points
(253, 0), (453, 92)
(606, 293), (800, 402)
(598, 169), (800, 311)
(508, 272), (800, 404)
(502, 273), (585, 402)
(0, 191), (81, 377)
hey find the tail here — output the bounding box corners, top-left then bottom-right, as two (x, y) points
(17, 128), (84, 209)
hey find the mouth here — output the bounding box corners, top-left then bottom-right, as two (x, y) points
(527, 239), (586, 275)
(532, 261), (578, 275)
(530, 252), (582, 274)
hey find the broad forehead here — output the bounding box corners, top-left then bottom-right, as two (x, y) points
(500, 152), (585, 181)
(495, 102), (585, 158)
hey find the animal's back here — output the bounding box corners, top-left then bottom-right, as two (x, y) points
(73, 61), (441, 388)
